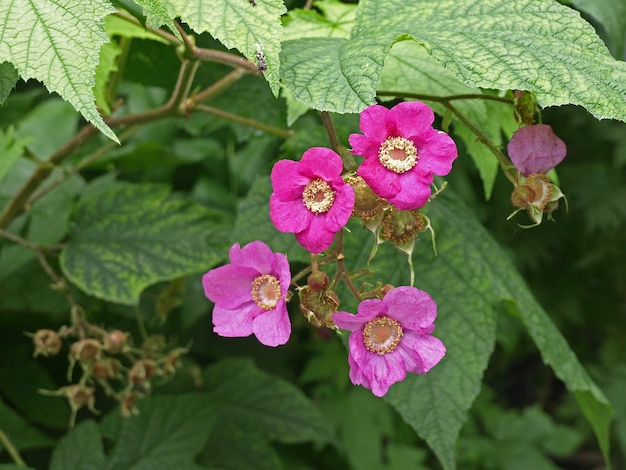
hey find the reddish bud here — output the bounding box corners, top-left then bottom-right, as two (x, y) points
(307, 271), (330, 291)
(103, 330), (128, 354)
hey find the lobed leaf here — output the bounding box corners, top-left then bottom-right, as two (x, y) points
(60, 183), (226, 305)
(282, 0), (626, 122)
(0, 0), (118, 142)
(339, 190), (612, 469)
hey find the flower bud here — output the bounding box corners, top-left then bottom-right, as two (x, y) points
(90, 357), (121, 380)
(513, 90), (537, 125)
(61, 384), (96, 411)
(70, 338), (101, 363)
(307, 271), (330, 291)
(32, 329), (62, 357)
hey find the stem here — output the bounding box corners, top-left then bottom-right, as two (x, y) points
(195, 105), (293, 138)
(333, 231), (362, 302)
(189, 68), (247, 105)
(0, 429), (26, 467)
(320, 111), (341, 153)
(193, 48), (261, 76)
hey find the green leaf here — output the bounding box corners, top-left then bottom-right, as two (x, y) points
(0, 398), (54, 452)
(571, 0), (626, 58)
(0, 126), (29, 182)
(104, 393), (218, 470)
(340, 191), (611, 470)
(282, 0), (626, 122)
(0, 62), (18, 104)
(161, 0), (286, 96)
(130, 0), (180, 39)
(60, 183), (225, 305)
(203, 358), (333, 445)
(50, 420), (106, 470)
(0, 0), (119, 142)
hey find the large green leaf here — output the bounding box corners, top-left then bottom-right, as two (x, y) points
(282, 0), (626, 122)
(50, 421), (106, 470)
(0, 62), (18, 104)
(104, 393), (218, 470)
(203, 358), (333, 445)
(337, 191), (612, 469)
(0, 0), (118, 142)
(0, 127), (29, 182)
(60, 183), (225, 305)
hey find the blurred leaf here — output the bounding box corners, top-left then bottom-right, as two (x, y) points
(15, 99), (79, 160)
(0, 62), (18, 104)
(94, 42), (120, 116)
(0, 127), (29, 182)
(50, 420), (106, 470)
(203, 358), (334, 445)
(0, 398), (54, 452)
(571, 0), (626, 58)
(0, 0), (118, 142)
(282, 0), (626, 122)
(60, 183), (225, 305)
(233, 177), (310, 264)
(0, 348), (70, 429)
(104, 393), (217, 470)
(199, 422), (283, 470)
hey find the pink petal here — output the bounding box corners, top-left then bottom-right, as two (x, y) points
(401, 332), (446, 373)
(269, 194), (313, 233)
(357, 156), (401, 199)
(271, 159), (310, 200)
(384, 286), (438, 329)
(252, 299), (291, 346)
(349, 133), (380, 158)
(295, 215), (336, 253)
(415, 130), (458, 176)
(387, 172), (432, 210)
(387, 101), (435, 138)
(212, 302), (257, 338)
(507, 124), (567, 175)
(361, 352), (406, 397)
(272, 252), (292, 294)
(323, 183), (355, 231)
(202, 264), (256, 309)
(358, 105), (390, 142)
(228, 240), (276, 273)
(333, 311), (368, 331)
(356, 297), (388, 320)
(299, 147), (343, 180)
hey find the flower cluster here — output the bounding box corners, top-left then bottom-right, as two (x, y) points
(202, 97), (568, 396)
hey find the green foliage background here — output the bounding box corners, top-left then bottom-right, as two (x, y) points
(1, 0), (626, 469)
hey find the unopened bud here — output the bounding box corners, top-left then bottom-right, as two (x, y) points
(103, 330), (128, 354)
(307, 271), (330, 291)
(90, 358), (121, 380)
(129, 359), (157, 385)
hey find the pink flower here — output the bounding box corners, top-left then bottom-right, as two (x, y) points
(333, 286), (446, 397)
(269, 147), (355, 253)
(202, 241), (291, 347)
(508, 124), (567, 175)
(349, 102), (457, 210)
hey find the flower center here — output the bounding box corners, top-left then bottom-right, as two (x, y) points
(378, 137), (418, 174)
(302, 178), (336, 214)
(251, 274), (282, 310)
(362, 316), (403, 355)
